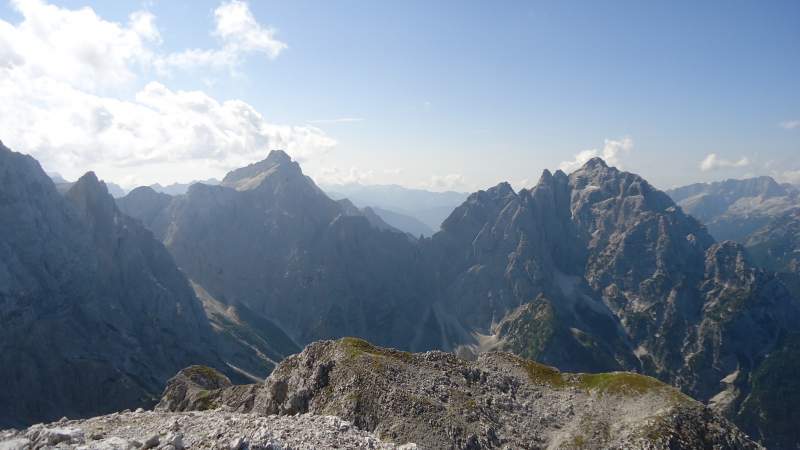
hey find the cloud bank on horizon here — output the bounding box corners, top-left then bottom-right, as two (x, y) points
(0, 0), (331, 187)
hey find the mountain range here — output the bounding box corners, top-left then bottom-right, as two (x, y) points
(4, 143), (800, 448)
(665, 176), (800, 242)
(0, 142), (298, 429)
(323, 182), (468, 235)
(149, 178), (221, 196)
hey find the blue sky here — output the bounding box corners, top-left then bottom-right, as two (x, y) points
(0, 0), (798, 191)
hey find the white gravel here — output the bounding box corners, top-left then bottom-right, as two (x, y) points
(0, 410), (418, 450)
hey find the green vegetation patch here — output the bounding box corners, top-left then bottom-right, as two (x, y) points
(339, 337), (413, 362)
(577, 372), (665, 396)
(521, 359), (568, 388)
(194, 389), (217, 411)
(186, 365), (222, 378)
(184, 365), (227, 383)
(500, 299), (556, 361)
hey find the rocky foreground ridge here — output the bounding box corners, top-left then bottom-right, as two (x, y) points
(149, 339), (763, 449)
(0, 339), (761, 449)
(0, 411), (414, 450)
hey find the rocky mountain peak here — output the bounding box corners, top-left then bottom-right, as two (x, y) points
(265, 149), (292, 165)
(722, 176), (786, 198)
(64, 171), (118, 228)
(221, 150), (303, 191)
(488, 181), (516, 197)
(439, 182), (517, 233)
(538, 168), (553, 183)
(0, 140), (53, 189)
(583, 156), (609, 169)
(126, 185), (168, 199)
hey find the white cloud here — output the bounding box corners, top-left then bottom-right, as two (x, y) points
(779, 119), (800, 130)
(156, 0), (286, 73)
(699, 153), (750, 172)
(308, 118), (364, 124)
(774, 169), (800, 185)
(559, 137), (633, 172)
(0, 74), (335, 185)
(0, 0), (159, 91)
(0, 0), (333, 187)
(0, 0), (288, 85)
(426, 173), (467, 191)
(214, 0), (285, 57)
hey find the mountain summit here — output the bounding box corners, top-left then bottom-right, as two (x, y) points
(221, 150), (305, 191)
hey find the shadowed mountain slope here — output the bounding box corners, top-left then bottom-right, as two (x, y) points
(0, 142), (299, 428)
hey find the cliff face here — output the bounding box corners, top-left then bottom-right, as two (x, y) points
(155, 338), (761, 450)
(0, 143), (226, 427)
(0, 143), (301, 428)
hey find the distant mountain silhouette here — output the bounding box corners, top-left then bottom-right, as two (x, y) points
(666, 176), (800, 242)
(323, 183), (467, 233)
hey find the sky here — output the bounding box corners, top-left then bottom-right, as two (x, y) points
(0, 0), (798, 192)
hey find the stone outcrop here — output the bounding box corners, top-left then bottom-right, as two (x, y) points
(157, 339), (761, 449)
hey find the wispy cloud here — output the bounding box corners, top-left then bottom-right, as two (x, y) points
(307, 118), (364, 124)
(779, 119), (800, 130)
(699, 153), (750, 171)
(426, 173), (466, 191)
(155, 0), (287, 73)
(559, 137), (633, 172)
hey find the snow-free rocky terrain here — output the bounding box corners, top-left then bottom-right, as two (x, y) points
(0, 338), (760, 449)
(0, 411), (415, 450)
(0, 142), (299, 429)
(3, 140), (795, 447)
